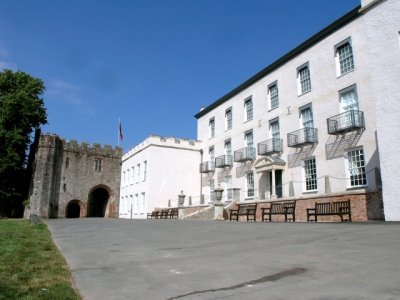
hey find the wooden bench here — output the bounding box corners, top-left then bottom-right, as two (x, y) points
(261, 201), (296, 222)
(147, 210), (160, 219)
(307, 200), (352, 222)
(169, 208), (178, 219)
(229, 203), (257, 222)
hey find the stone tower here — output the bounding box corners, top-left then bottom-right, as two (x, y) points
(25, 134), (122, 218)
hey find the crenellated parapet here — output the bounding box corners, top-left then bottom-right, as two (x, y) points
(38, 133), (122, 158)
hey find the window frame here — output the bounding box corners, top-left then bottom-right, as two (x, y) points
(225, 107), (232, 131)
(303, 157), (318, 192)
(297, 62), (311, 96)
(267, 81), (279, 111)
(345, 147), (368, 188)
(246, 172), (255, 198)
(244, 97), (253, 122)
(335, 37), (354, 77)
(209, 117), (215, 139)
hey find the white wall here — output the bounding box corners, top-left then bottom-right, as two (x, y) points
(363, 0), (400, 220)
(197, 8), (381, 202)
(119, 136), (202, 218)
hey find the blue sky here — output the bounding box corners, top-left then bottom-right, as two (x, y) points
(0, 0), (359, 151)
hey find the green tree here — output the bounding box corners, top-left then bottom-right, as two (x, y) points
(0, 69), (47, 217)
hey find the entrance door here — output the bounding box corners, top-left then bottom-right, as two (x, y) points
(268, 170), (283, 198)
(88, 187), (109, 217)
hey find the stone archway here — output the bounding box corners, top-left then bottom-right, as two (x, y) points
(66, 200), (82, 218)
(87, 186), (110, 217)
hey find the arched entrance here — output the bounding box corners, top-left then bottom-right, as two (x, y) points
(87, 186), (109, 217)
(66, 200), (82, 218)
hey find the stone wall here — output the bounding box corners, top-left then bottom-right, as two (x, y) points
(25, 134), (122, 219)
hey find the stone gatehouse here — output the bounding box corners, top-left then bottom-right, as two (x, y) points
(25, 134), (122, 219)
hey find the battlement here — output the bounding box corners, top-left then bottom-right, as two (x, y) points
(123, 134), (202, 160)
(39, 133), (122, 158)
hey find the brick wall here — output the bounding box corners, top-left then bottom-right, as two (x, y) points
(227, 190), (384, 222)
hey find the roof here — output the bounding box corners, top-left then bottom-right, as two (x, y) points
(194, 5), (361, 119)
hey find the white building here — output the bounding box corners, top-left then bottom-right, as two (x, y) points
(195, 0), (398, 220)
(119, 135), (202, 219)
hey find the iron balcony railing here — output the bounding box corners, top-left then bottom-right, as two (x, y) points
(215, 155), (233, 168)
(287, 128), (318, 147)
(234, 147), (255, 162)
(199, 161), (215, 173)
(257, 138), (283, 156)
(327, 110), (365, 135)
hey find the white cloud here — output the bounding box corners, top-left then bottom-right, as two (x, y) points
(46, 79), (94, 115)
(0, 46), (17, 70)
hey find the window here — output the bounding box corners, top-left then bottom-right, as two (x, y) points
(246, 172), (254, 198)
(209, 146), (215, 161)
(269, 119), (280, 139)
(268, 82), (279, 110)
(224, 139), (232, 156)
(346, 148), (367, 187)
(94, 158), (102, 172)
(136, 164), (140, 183)
(245, 130), (253, 148)
(244, 98), (253, 122)
(297, 63), (311, 95)
(300, 105), (314, 128)
(143, 161), (147, 181)
(335, 39), (354, 76)
(127, 169), (130, 184)
(226, 176), (232, 201)
(210, 179), (215, 202)
(65, 157), (69, 169)
(131, 167), (134, 184)
(340, 86), (359, 112)
(270, 119), (280, 151)
(304, 157), (317, 191)
(134, 194), (139, 214)
(123, 171), (126, 184)
(224, 139), (232, 165)
(141, 193), (145, 214)
(209, 117), (215, 138)
(225, 108), (232, 130)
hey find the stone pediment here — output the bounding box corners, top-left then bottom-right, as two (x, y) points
(254, 157), (286, 172)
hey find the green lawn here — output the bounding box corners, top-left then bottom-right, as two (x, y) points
(0, 219), (81, 300)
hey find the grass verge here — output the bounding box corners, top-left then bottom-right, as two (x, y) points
(0, 219), (81, 300)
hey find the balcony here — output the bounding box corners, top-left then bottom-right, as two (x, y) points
(199, 161), (215, 173)
(327, 110), (365, 135)
(215, 155), (233, 168)
(234, 147), (255, 162)
(257, 138), (283, 156)
(287, 128), (318, 148)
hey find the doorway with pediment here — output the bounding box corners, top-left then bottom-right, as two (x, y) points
(254, 157), (286, 200)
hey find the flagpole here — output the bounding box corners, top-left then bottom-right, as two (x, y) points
(118, 117), (120, 147)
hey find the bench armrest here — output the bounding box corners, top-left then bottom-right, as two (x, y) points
(261, 207), (271, 213)
(306, 208), (316, 213)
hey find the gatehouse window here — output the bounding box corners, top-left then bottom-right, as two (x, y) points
(95, 158), (102, 172)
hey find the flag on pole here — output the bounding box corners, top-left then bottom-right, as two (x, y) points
(118, 118), (123, 144)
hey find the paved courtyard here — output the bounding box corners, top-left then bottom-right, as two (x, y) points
(47, 219), (400, 300)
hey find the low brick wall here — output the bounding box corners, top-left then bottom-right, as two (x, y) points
(227, 190), (384, 222)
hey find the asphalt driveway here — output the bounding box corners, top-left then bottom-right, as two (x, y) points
(47, 219), (400, 300)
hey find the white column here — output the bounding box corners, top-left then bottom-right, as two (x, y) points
(271, 169), (277, 199)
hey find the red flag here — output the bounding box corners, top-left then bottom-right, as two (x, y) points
(119, 119), (123, 142)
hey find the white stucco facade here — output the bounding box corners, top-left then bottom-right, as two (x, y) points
(195, 1), (397, 216)
(362, 0), (400, 220)
(119, 135), (202, 219)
